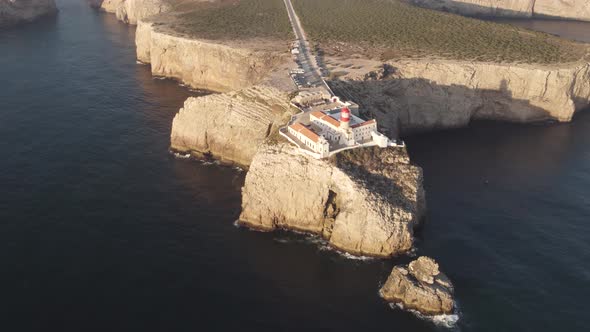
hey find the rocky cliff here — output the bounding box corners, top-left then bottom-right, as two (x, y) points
(408, 0), (590, 22)
(380, 257), (455, 315)
(535, 0), (590, 22)
(89, 0), (172, 24)
(136, 20), (289, 92)
(171, 86), (294, 166)
(330, 60), (590, 136)
(0, 0), (57, 28)
(239, 144), (425, 257)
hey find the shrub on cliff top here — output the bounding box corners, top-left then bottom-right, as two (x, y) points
(292, 0), (586, 63)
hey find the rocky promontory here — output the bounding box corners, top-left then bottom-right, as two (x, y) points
(170, 86), (294, 166)
(330, 60), (590, 136)
(89, 0), (172, 24)
(135, 20), (289, 92)
(408, 0), (590, 22)
(0, 0), (57, 28)
(239, 144), (425, 257)
(380, 257), (455, 315)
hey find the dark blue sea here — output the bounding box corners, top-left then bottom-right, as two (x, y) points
(1, 1), (588, 331)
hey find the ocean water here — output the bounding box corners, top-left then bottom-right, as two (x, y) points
(1, 1), (589, 331)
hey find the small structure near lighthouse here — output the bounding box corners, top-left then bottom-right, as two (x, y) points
(280, 91), (401, 159)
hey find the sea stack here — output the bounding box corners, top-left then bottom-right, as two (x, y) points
(380, 257), (455, 315)
(0, 0), (57, 28)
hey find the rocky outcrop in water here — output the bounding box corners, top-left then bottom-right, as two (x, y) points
(380, 256), (455, 315)
(171, 86), (294, 166)
(331, 60), (590, 136)
(239, 144), (425, 257)
(408, 0), (590, 22)
(0, 0), (57, 28)
(136, 20), (289, 92)
(89, 0), (172, 24)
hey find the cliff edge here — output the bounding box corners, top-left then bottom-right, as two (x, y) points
(329, 60), (590, 136)
(0, 0), (57, 28)
(239, 144), (425, 257)
(408, 0), (590, 22)
(170, 86), (294, 166)
(89, 0), (173, 24)
(136, 20), (290, 92)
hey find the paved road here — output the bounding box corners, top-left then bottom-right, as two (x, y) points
(283, 0), (332, 94)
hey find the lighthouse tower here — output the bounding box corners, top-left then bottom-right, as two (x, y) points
(340, 107), (350, 130)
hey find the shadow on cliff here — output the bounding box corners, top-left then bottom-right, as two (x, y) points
(88, 0), (104, 9)
(329, 147), (422, 227)
(328, 71), (557, 138)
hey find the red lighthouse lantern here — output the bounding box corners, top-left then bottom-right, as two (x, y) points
(340, 107), (350, 129)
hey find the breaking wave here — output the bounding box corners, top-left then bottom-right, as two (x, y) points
(389, 302), (461, 330)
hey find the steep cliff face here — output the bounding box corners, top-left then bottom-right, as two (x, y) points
(136, 20), (289, 92)
(409, 0), (534, 18)
(330, 60), (590, 136)
(0, 0), (57, 28)
(239, 144), (425, 257)
(535, 0), (590, 22)
(408, 0), (590, 22)
(89, 0), (172, 24)
(171, 86), (294, 166)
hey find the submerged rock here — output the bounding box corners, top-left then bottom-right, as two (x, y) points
(239, 144), (425, 257)
(380, 257), (455, 315)
(0, 0), (57, 28)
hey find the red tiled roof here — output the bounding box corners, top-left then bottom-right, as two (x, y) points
(289, 123), (320, 143)
(351, 119), (376, 128)
(310, 110), (340, 128)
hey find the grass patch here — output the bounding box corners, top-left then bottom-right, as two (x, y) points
(173, 0), (293, 40)
(292, 0), (586, 63)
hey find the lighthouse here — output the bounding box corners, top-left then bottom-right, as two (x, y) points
(340, 107), (350, 130)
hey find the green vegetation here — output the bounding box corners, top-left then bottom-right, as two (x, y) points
(173, 0), (293, 40)
(292, 0), (586, 63)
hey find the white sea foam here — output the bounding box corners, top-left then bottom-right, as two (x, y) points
(305, 235), (375, 261)
(389, 302), (461, 330)
(172, 152), (191, 159)
(201, 160), (220, 166)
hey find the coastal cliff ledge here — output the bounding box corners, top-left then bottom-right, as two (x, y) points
(170, 86), (295, 167)
(407, 0), (590, 22)
(329, 60), (590, 136)
(239, 144), (426, 257)
(135, 19), (290, 92)
(89, 0), (172, 24)
(0, 0), (57, 28)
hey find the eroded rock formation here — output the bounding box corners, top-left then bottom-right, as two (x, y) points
(239, 144), (425, 257)
(380, 256), (455, 315)
(89, 0), (172, 24)
(330, 60), (590, 136)
(0, 0), (57, 28)
(408, 0), (590, 22)
(136, 20), (289, 92)
(171, 86), (294, 166)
